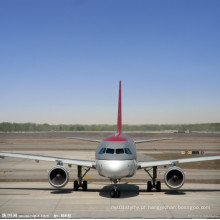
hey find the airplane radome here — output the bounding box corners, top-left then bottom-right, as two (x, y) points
(0, 81), (220, 198)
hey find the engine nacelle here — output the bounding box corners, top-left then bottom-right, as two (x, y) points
(164, 166), (185, 189)
(48, 165), (69, 188)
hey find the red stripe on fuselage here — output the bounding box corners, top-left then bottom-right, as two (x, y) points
(104, 134), (129, 142)
(104, 135), (128, 142)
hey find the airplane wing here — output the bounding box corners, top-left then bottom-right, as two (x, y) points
(66, 137), (101, 143)
(134, 138), (173, 144)
(137, 155), (220, 169)
(0, 152), (96, 168)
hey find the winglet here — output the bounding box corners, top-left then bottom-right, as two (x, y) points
(116, 80), (122, 136)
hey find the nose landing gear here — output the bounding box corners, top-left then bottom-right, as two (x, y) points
(110, 179), (121, 198)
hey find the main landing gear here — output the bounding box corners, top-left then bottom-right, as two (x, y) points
(73, 166), (90, 191)
(110, 179), (120, 198)
(144, 166), (161, 192)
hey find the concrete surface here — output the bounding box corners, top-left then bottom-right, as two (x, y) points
(0, 182), (219, 218)
(0, 132), (219, 218)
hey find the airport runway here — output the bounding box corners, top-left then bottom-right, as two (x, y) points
(0, 182), (219, 218)
(0, 132), (219, 218)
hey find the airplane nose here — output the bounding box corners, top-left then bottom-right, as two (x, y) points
(97, 160), (135, 179)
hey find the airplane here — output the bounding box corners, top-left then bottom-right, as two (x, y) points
(0, 80), (220, 198)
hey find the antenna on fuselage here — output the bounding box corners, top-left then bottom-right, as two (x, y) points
(116, 80), (122, 136)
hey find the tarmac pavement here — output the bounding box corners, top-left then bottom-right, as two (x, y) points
(0, 182), (219, 218)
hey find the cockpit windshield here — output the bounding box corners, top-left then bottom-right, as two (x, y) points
(124, 148), (132, 154)
(98, 148), (106, 154)
(116, 148), (124, 154)
(106, 148), (114, 154)
(98, 147), (132, 155)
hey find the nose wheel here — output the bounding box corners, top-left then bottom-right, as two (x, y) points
(110, 180), (120, 198)
(110, 189), (120, 198)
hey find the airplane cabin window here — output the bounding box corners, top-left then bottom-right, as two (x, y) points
(125, 148), (132, 154)
(116, 148), (124, 154)
(99, 148), (106, 154)
(106, 148), (114, 154)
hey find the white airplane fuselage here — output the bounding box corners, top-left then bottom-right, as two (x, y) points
(95, 133), (137, 179)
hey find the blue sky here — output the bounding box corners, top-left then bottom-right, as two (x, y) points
(0, 0), (220, 124)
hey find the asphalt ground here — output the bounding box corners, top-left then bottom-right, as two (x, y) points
(1, 131), (220, 150)
(0, 132), (219, 218)
(0, 182), (219, 218)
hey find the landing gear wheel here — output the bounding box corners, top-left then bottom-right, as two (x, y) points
(115, 190), (120, 198)
(110, 190), (120, 198)
(110, 190), (115, 198)
(147, 181), (152, 192)
(82, 180), (87, 191)
(156, 181), (161, 192)
(110, 180), (120, 198)
(145, 166), (162, 192)
(74, 180), (79, 191)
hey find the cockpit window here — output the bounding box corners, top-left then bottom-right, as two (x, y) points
(99, 148), (106, 154)
(125, 148), (132, 154)
(99, 147), (132, 155)
(116, 148), (124, 154)
(106, 148), (114, 154)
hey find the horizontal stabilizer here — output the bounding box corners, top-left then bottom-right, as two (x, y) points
(135, 137), (173, 144)
(66, 137), (101, 143)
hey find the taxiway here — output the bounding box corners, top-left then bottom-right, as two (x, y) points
(0, 182), (219, 218)
(0, 132), (219, 218)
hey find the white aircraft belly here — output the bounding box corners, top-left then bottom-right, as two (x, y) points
(96, 160), (136, 179)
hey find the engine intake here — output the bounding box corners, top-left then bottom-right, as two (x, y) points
(48, 165), (69, 188)
(164, 166), (185, 189)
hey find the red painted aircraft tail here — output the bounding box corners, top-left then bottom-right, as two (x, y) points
(116, 80), (122, 136)
(67, 80), (172, 143)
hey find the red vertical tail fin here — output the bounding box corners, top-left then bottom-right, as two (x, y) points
(116, 80), (122, 136)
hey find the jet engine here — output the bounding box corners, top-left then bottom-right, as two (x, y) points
(48, 165), (69, 188)
(164, 166), (185, 189)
